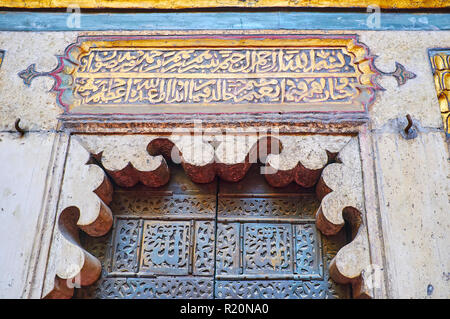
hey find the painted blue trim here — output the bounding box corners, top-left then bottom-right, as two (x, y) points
(0, 11), (449, 31)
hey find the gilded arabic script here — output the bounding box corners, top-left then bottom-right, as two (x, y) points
(22, 35), (377, 113)
(72, 47), (363, 108)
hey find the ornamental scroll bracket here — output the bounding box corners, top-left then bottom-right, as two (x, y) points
(43, 134), (372, 299)
(43, 138), (114, 299)
(373, 59), (416, 88)
(315, 138), (372, 298)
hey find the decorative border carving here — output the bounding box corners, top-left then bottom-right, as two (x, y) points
(265, 135), (351, 188)
(77, 134), (352, 187)
(374, 61), (416, 88)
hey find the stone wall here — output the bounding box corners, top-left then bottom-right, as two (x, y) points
(0, 28), (448, 298)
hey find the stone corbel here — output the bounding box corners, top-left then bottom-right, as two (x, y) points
(146, 134), (280, 184)
(77, 134), (278, 186)
(147, 134), (352, 188)
(43, 138), (113, 299)
(314, 138), (372, 299)
(149, 135), (216, 183)
(81, 135), (170, 188)
(264, 135), (351, 188)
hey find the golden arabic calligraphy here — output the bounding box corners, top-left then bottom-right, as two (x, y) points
(73, 47), (360, 107)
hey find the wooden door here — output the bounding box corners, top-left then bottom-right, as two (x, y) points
(76, 164), (349, 299)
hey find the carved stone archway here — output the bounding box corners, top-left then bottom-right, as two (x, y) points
(42, 133), (372, 299)
(26, 30), (389, 300)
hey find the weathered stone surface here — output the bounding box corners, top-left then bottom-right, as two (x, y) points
(329, 226), (371, 297)
(58, 138), (113, 233)
(0, 30), (449, 300)
(0, 132), (57, 298)
(359, 31), (450, 129)
(316, 138), (364, 231)
(1, 31), (450, 132)
(0, 32), (76, 131)
(373, 131), (450, 298)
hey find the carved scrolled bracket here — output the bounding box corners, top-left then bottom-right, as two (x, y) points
(148, 134), (357, 188)
(79, 135), (170, 188)
(315, 138), (372, 299)
(264, 135), (351, 188)
(162, 134), (279, 183)
(158, 135), (217, 184)
(79, 134), (357, 190)
(78, 135), (218, 186)
(43, 139), (113, 299)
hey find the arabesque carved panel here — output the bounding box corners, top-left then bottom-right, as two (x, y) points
(111, 218), (140, 273)
(76, 165), (349, 299)
(140, 221), (191, 275)
(244, 223), (292, 274)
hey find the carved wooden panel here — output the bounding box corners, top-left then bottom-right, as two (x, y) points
(214, 165), (345, 298)
(76, 164), (349, 299)
(111, 218), (140, 274)
(76, 165), (216, 299)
